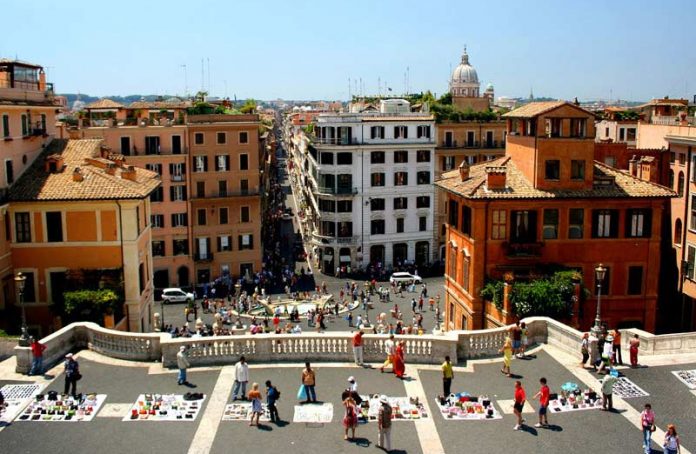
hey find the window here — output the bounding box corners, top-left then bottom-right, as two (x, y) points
(170, 185), (187, 201)
(194, 132), (204, 145)
(337, 153), (352, 165)
(394, 125), (408, 139)
(570, 118), (587, 138)
(5, 160), (13, 185)
(678, 172), (685, 196)
(371, 220), (385, 235)
(417, 125), (431, 139)
(120, 137), (131, 155)
(595, 266), (610, 295)
(172, 135), (182, 154)
(241, 206), (250, 222)
(15, 212), (31, 243)
(670, 152), (676, 163)
(627, 209), (652, 238)
(466, 131), (475, 147)
(394, 197), (408, 210)
(568, 208), (584, 239)
(416, 196), (430, 208)
(239, 131), (249, 144)
(461, 254), (470, 292)
(371, 198), (385, 211)
(627, 266), (643, 295)
(21, 114), (28, 136)
(218, 180), (227, 197)
(239, 234), (254, 250)
(492, 210), (506, 240)
(336, 174), (352, 193)
(626, 128), (636, 142)
(448, 200), (459, 229)
(394, 171), (408, 186)
(370, 126), (385, 139)
(173, 239), (189, 255)
(45, 212), (63, 242)
(171, 213), (188, 227)
(151, 214), (164, 228)
(545, 160), (560, 180)
(592, 209), (619, 238)
(319, 199), (335, 212)
(2, 114), (9, 138)
(240, 179), (249, 194)
(675, 219), (683, 244)
(692, 196), (696, 231)
(417, 150), (431, 162)
(197, 209), (207, 226)
(321, 221), (335, 237)
(687, 245), (696, 280)
(442, 156), (455, 171)
(194, 155), (208, 172)
(692, 156), (696, 182)
(152, 241), (165, 257)
(543, 209), (559, 239)
(145, 163), (162, 174)
(169, 163), (186, 181)
(240, 154), (249, 170)
(461, 206), (472, 236)
(196, 181), (205, 198)
(150, 187), (164, 202)
(511, 210), (537, 243)
(571, 160), (585, 180)
(219, 207), (229, 225)
(145, 136), (160, 155)
(394, 151), (408, 163)
(371, 151), (385, 164)
(619, 128), (625, 142)
(371, 172), (385, 187)
(417, 171), (430, 185)
(337, 222), (352, 237)
(337, 200), (352, 213)
(669, 170), (674, 189)
(679, 153), (686, 166)
(419, 216), (427, 231)
(217, 132), (226, 144)
(218, 235), (232, 252)
(320, 152), (334, 165)
(604, 127), (609, 137)
(215, 155), (230, 171)
(396, 218), (404, 233)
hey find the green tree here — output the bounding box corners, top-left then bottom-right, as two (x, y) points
(240, 99), (257, 114)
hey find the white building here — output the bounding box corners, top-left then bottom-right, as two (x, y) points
(287, 100), (436, 274)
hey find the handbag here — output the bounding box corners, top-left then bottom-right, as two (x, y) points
(650, 424), (656, 432)
(297, 385), (307, 400)
(74, 372), (82, 381)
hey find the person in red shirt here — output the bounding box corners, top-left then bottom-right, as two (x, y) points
(352, 330), (364, 366)
(533, 377), (550, 427)
(29, 337), (46, 376)
(513, 380), (526, 430)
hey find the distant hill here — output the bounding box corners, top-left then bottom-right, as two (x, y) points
(59, 94), (178, 109)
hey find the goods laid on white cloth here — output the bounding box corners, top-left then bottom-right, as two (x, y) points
(611, 377), (649, 399)
(0, 384), (44, 424)
(222, 402), (271, 422)
(548, 388), (602, 413)
(434, 393), (501, 420)
(123, 393), (205, 421)
(16, 391), (106, 422)
(293, 403), (334, 423)
(671, 369), (696, 390)
(359, 395), (429, 421)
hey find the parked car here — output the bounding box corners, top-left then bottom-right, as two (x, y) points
(161, 288), (195, 304)
(389, 272), (423, 286)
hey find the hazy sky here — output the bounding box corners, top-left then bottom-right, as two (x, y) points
(2, 0), (695, 101)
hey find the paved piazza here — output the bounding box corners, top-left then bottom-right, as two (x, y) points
(2, 342), (696, 454)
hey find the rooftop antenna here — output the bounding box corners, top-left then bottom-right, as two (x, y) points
(359, 77), (363, 97)
(180, 64), (188, 98)
(200, 58), (204, 92)
(207, 58), (211, 95)
(406, 66), (410, 95)
(348, 77), (351, 100)
(378, 77), (381, 97)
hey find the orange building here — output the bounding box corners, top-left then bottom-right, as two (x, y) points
(7, 139), (160, 335)
(435, 101), (674, 332)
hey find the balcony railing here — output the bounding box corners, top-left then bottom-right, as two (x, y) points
(194, 251), (214, 262)
(171, 174), (185, 182)
(502, 241), (544, 257)
(317, 186), (358, 195)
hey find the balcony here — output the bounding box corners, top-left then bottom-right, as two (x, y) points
(502, 241), (544, 258)
(194, 251), (214, 262)
(191, 189), (260, 200)
(170, 174), (185, 182)
(482, 140), (504, 149)
(316, 186), (358, 195)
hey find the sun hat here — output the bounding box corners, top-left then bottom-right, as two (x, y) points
(65, 353), (73, 359)
(379, 395), (389, 404)
(348, 376), (355, 382)
(180, 346), (186, 352)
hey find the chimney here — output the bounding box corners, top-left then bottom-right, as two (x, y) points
(458, 161), (470, 181)
(100, 145), (111, 158)
(486, 166), (507, 190)
(72, 167), (83, 182)
(628, 155), (638, 176)
(44, 155), (64, 173)
(105, 163), (117, 175)
(121, 165), (137, 181)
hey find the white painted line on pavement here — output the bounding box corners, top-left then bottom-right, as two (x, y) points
(187, 366), (235, 454)
(404, 366), (446, 454)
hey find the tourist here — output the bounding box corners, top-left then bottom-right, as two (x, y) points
(342, 394), (359, 441)
(510, 321), (522, 356)
(630, 334), (641, 368)
(532, 377), (550, 427)
(598, 333), (614, 374)
(301, 361), (317, 403)
(499, 337), (513, 377)
(393, 340), (406, 379)
(663, 424), (681, 454)
(353, 330), (364, 366)
(513, 380), (526, 430)
(518, 322), (529, 358)
(29, 337), (46, 376)
(579, 332), (590, 368)
(429, 296), (435, 311)
(265, 380), (280, 423)
(600, 370), (619, 411)
(377, 395), (392, 451)
(612, 329), (623, 365)
(63, 353), (80, 396)
(442, 355), (454, 397)
(176, 346), (191, 386)
(380, 334), (396, 373)
(247, 382), (263, 427)
(640, 403), (656, 454)
(233, 356), (250, 400)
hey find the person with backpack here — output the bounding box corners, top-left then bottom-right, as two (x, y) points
(266, 380), (280, 423)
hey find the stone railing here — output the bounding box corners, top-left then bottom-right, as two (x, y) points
(621, 328), (696, 355)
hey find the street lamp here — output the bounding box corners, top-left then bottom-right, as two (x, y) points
(591, 264), (607, 338)
(15, 272), (29, 346)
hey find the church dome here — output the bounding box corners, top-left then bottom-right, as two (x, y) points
(451, 49), (479, 84)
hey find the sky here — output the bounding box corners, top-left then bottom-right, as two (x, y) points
(2, 0), (695, 102)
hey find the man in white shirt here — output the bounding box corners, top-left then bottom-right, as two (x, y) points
(232, 356), (250, 400)
(380, 334), (396, 373)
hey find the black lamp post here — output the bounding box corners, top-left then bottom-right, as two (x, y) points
(15, 272), (29, 346)
(591, 264), (607, 338)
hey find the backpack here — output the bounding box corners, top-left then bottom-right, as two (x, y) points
(274, 387), (281, 400)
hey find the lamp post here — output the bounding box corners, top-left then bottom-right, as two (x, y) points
(15, 272), (29, 346)
(591, 264), (607, 338)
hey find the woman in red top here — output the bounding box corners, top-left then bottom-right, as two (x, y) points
(342, 395), (358, 440)
(513, 381), (526, 430)
(393, 340), (406, 379)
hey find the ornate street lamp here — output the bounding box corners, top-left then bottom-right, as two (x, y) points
(591, 264), (607, 338)
(15, 272), (29, 346)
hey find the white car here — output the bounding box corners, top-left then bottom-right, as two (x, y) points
(161, 288), (195, 304)
(389, 272), (423, 286)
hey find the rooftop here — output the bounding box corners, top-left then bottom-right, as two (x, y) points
(502, 101), (595, 119)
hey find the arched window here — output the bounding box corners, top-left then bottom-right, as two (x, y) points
(675, 218), (683, 244)
(669, 170), (674, 189)
(461, 249), (471, 293)
(678, 171), (685, 196)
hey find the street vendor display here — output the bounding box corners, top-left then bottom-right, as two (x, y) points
(360, 395), (429, 421)
(0, 384), (44, 423)
(434, 393), (501, 420)
(671, 369), (696, 390)
(548, 382), (602, 413)
(16, 391), (106, 422)
(222, 402), (271, 422)
(123, 393), (205, 421)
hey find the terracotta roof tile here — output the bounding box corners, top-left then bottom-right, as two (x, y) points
(502, 101), (595, 119)
(8, 139), (161, 202)
(86, 98), (124, 109)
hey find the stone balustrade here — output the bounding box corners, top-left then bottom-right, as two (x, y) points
(621, 327), (696, 355)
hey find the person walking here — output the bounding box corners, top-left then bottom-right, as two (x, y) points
(247, 382), (263, 427)
(380, 334), (396, 373)
(664, 424), (681, 454)
(612, 329), (623, 365)
(630, 334), (641, 368)
(377, 395), (392, 451)
(233, 356), (250, 400)
(29, 337), (46, 376)
(63, 353), (80, 397)
(510, 322), (522, 356)
(342, 394), (359, 441)
(579, 332), (590, 368)
(499, 337), (513, 377)
(600, 370), (619, 411)
(352, 330), (364, 366)
(176, 346), (190, 385)
(532, 377), (550, 427)
(265, 380), (280, 423)
(518, 322), (529, 358)
(513, 380), (526, 430)
(428, 296), (435, 311)
(393, 340), (406, 379)
(442, 355), (454, 397)
(640, 403), (656, 454)
(301, 361), (317, 403)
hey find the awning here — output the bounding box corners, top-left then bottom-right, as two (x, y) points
(339, 255), (352, 262)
